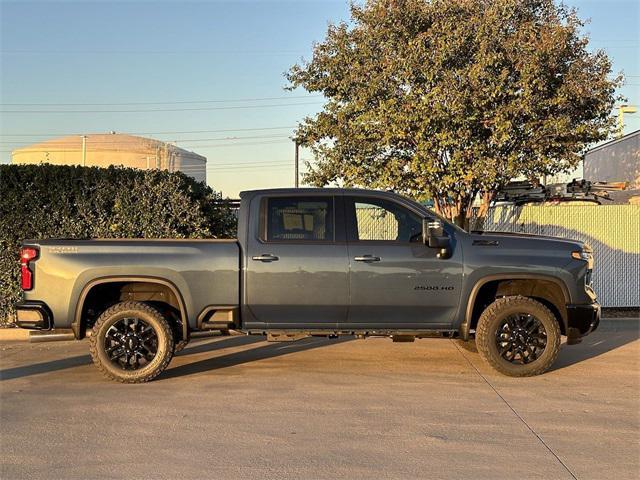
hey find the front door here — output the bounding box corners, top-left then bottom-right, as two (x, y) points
(343, 196), (463, 330)
(245, 194), (349, 330)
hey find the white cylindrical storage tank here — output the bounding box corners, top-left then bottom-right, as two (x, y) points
(11, 133), (207, 183)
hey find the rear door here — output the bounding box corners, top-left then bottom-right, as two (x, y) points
(343, 195), (463, 330)
(244, 194), (349, 329)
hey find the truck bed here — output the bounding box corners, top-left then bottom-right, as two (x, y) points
(22, 238), (241, 334)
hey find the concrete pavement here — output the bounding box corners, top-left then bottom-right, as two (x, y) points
(1, 320), (638, 480)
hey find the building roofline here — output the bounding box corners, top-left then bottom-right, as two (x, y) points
(584, 129), (640, 155)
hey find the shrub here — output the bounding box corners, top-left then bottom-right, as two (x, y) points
(0, 164), (237, 324)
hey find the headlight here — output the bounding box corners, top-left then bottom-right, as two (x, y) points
(572, 249), (594, 269)
(571, 251), (591, 261)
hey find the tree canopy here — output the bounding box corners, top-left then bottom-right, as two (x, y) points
(287, 0), (621, 226)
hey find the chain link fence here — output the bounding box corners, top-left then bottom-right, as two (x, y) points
(355, 206), (399, 240)
(472, 204), (640, 307)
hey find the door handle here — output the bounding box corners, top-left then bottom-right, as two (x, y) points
(354, 255), (381, 262)
(252, 254), (279, 262)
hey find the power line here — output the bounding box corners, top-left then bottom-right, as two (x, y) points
(0, 101), (322, 114)
(0, 95), (320, 107)
(0, 126), (297, 137)
(175, 134), (291, 143)
(205, 163), (293, 171)
(206, 159), (302, 167)
(1, 49), (305, 55)
(206, 163), (292, 170)
(181, 158), (311, 169)
(0, 139), (292, 153)
(177, 160), (294, 169)
(0, 134), (292, 147)
(180, 140), (292, 149)
(207, 167), (293, 173)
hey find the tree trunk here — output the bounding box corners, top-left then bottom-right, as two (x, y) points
(453, 214), (469, 230)
(433, 194), (471, 230)
(473, 191), (495, 232)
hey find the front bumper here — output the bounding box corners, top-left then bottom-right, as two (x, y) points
(15, 302), (53, 330)
(566, 302), (600, 345)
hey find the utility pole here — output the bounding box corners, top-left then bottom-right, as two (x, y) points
(81, 135), (87, 166)
(294, 140), (299, 188)
(617, 104), (637, 138)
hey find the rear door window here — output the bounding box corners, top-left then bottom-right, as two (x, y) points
(265, 197), (334, 242)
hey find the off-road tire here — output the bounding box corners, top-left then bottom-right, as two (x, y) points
(476, 296), (561, 377)
(89, 301), (174, 383)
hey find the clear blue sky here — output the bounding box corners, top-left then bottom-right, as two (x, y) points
(1, 0), (638, 197)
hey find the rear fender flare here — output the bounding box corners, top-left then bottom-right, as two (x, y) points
(72, 276), (189, 340)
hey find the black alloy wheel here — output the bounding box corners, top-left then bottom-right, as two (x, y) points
(495, 313), (547, 364)
(104, 317), (158, 370)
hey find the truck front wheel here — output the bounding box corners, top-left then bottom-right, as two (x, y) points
(89, 301), (174, 383)
(476, 296), (561, 377)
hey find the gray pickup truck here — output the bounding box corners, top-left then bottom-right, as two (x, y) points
(15, 188), (600, 382)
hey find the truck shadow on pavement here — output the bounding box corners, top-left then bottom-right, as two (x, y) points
(1, 322), (637, 381)
(164, 321), (638, 379)
(162, 335), (352, 380)
(0, 352), (91, 381)
(0, 335), (261, 381)
(174, 334), (264, 357)
(550, 319), (639, 372)
(0, 335), (344, 382)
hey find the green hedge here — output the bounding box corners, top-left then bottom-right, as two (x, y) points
(0, 164), (237, 324)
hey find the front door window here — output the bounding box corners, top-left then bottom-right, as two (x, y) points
(349, 198), (423, 243)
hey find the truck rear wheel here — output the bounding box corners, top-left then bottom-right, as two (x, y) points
(89, 301), (174, 383)
(476, 296), (561, 377)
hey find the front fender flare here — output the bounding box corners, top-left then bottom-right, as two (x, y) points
(459, 273), (570, 341)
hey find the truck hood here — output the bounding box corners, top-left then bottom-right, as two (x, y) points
(471, 230), (585, 251)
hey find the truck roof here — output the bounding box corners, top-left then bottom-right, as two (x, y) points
(239, 187), (397, 197)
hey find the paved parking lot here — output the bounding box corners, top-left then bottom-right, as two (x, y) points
(1, 319), (639, 480)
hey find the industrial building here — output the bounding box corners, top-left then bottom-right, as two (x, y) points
(11, 133), (207, 183)
(583, 129), (640, 188)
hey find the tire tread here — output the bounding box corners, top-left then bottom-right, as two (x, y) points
(89, 301), (174, 383)
(476, 296), (561, 377)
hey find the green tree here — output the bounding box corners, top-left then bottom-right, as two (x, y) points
(287, 0), (621, 227)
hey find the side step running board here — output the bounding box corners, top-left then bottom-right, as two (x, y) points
(197, 306), (237, 331)
(29, 329), (75, 343)
(267, 332), (310, 342)
(200, 321), (233, 331)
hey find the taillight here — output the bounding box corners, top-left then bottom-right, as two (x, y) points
(20, 247), (38, 290)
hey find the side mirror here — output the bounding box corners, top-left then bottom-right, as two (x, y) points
(423, 218), (451, 258)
